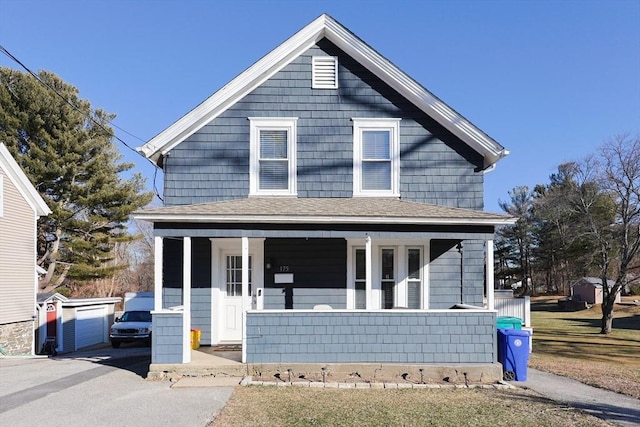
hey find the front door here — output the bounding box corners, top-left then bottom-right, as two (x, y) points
(219, 254), (252, 342)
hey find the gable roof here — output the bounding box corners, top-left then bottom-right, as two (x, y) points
(0, 143), (51, 217)
(573, 277), (616, 288)
(138, 14), (508, 169)
(134, 197), (515, 226)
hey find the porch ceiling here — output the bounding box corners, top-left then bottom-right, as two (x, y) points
(134, 197), (515, 226)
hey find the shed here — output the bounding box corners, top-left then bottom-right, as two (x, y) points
(36, 293), (121, 354)
(570, 277), (621, 305)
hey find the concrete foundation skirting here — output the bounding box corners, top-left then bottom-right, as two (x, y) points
(148, 362), (504, 385)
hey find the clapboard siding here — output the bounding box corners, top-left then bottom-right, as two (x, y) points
(163, 40), (484, 208)
(0, 168), (37, 324)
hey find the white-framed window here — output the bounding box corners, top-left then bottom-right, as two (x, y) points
(249, 117), (298, 196)
(407, 247), (423, 309)
(312, 56), (338, 89)
(352, 118), (401, 197)
(354, 247), (366, 309)
(380, 247), (396, 309)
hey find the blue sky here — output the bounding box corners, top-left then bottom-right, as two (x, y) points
(1, 0), (638, 212)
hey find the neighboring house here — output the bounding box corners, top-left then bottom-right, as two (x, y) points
(571, 277), (621, 305)
(35, 293), (121, 354)
(135, 14), (515, 365)
(0, 143), (51, 356)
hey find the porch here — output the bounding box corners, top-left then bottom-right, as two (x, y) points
(137, 197), (514, 369)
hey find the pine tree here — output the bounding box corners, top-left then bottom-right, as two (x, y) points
(0, 67), (154, 292)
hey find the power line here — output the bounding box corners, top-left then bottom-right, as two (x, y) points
(0, 44), (164, 201)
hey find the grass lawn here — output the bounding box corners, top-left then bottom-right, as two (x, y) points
(528, 295), (640, 398)
(210, 296), (639, 426)
(211, 387), (614, 426)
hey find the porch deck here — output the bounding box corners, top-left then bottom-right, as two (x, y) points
(147, 346), (504, 385)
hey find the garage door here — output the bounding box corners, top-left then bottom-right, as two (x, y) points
(75, 307), (106, 349)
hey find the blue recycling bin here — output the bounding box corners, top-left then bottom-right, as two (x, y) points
(497, 328), (531, 381)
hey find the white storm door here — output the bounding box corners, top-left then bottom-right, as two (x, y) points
(219, 254), (252, 342)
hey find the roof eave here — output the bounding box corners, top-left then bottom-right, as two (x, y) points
(133, 213), (516, 226)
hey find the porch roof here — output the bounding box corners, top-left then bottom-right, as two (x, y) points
(134, 197), (515, 226)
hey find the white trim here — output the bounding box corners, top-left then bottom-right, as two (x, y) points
(138, 14), (507, 169)
(249, 117), (298, 196)
(182, 236), (191, 363)
(249, 308), (497, 314)
(352, 118), (401, 197)
(365, 236), (373, 309)
(312, 56), (338, 89)
(135, 212), (516, 226)
(397, 246), (407, 308)
(154, 237), (163, 312)
(0, 143), (51, 217)
(486, 239), (494, 310)
(423, 242), (430, 309)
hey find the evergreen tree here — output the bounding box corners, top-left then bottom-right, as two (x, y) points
(497, 186), (536, 295)
(0, 67), (154, 292)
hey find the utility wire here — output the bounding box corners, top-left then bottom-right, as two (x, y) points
(0, 44), (163, 201)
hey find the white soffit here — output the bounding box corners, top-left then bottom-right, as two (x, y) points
(139, 14), (507, 169)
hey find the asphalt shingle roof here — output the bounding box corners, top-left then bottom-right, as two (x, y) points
(134, 198), (514, 225)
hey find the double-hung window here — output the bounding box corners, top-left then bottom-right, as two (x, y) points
(353, 118), (400, 197)
(249, 117), (298, 196)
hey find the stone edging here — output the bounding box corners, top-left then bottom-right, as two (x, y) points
(240, 376), (515, 390)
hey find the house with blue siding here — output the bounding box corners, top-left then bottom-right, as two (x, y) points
(135, 14), (515, 367)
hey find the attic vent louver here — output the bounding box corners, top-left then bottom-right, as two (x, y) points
(312, 56), (338, 89)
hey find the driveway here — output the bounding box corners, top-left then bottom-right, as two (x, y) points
(515, 368), (640, 427)
(0, 345), (234, 427)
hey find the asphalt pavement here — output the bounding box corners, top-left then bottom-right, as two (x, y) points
(513, 368), (640, 427)
(0, 345), (234, 427)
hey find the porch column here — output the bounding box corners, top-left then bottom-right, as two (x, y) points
(154, 236), (163, 312)
(486, 239), (495, 310)
(182, 236), (192, 363)
(241, 236), (249, 312)
(365, 236), (372, 309)
(241, 236), (249, 364)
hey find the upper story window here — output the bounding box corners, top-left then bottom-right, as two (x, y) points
(312, 56), (338, 89)
(352, 118), (401, 197)
(249, 117), (298, 196)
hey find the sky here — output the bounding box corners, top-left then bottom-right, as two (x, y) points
(0, 0), (638, 213)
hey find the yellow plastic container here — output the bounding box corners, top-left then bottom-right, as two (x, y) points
(190, 328), (201, 349)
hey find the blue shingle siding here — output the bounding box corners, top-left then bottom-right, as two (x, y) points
(152, 312), (184, 364)
(429, 239), (485, 309)
(263, 238), (347, 309)
(245, 310), (497, 364)
(163, 40), (484, 208)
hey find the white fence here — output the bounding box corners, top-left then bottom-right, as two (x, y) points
(494, 296), (531, 327)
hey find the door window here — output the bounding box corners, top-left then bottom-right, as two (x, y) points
(226, 255), (252, 296)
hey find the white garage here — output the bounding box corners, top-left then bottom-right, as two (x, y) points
(36, 293), (121, 354)
(75, 306), (107, 349)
